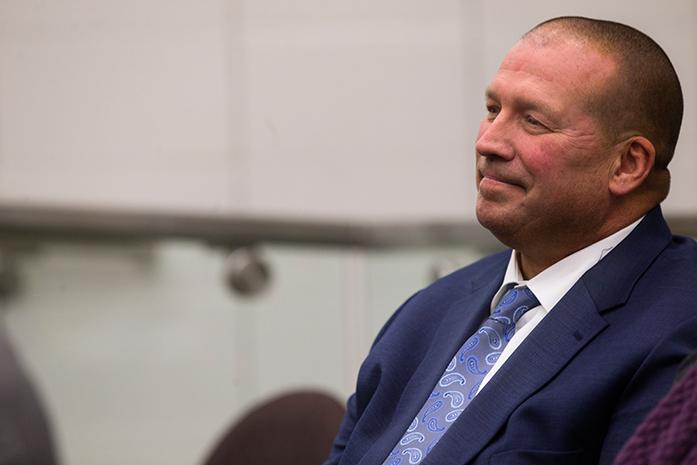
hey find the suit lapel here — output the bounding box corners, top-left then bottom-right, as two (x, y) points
(393, 254), (510, 419)
(361, 254), (509, 465)
(422, 281), (607, 465)
(422, 206), (672, 465)
(581, 206), (672, 312)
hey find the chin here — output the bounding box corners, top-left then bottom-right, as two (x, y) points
(476, 206), (501, 234)
(476, 203), (518, 248)
(475, 198), (502, 228)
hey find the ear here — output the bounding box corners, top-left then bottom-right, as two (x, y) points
(608, 136), (656, 196)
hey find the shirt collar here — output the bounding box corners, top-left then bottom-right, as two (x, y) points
(491, 216), (644, 313)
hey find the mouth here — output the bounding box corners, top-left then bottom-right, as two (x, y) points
(478, 170), (523, 190)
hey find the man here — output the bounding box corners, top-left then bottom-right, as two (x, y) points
(323, 16), (697, 465)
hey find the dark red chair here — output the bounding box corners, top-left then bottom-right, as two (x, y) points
(202, 390), (345, 465)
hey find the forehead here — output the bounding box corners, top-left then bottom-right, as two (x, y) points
(488, 36), (617, 116)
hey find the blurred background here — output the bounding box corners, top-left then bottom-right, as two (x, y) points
(0, 0), (695, 464)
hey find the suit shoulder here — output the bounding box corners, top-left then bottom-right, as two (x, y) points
(666, 233), (697, 256)
(653, 234), (697, 281)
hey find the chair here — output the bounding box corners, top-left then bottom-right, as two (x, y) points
(0, 325), (58, 465)
(612, 353), (697, 465)
(202, 390), (345, 465)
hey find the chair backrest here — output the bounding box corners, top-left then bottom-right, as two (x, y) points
(202, 390), (345, 465)
(0, 325), (58, 465)
(612, 353), (697, 465)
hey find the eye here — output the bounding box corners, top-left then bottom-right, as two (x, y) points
(525, 115), (542, 126)
(486, 105), (500, 119)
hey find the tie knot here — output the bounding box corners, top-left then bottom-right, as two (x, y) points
(492, 286), (539, 324)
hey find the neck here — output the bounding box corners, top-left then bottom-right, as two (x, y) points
(516, 210), (649, 280)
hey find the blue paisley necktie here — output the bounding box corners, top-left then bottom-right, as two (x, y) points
(382, 285), (539, 465)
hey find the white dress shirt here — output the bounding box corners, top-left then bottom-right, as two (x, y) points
(475, 217), (643, 395)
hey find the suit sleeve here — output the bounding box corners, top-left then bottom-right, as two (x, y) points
(323, 393), (360, 465)
(322, 291), (421, 465)
(598, 314), (697, 465)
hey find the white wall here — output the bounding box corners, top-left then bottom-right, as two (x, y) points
(240, 0), (477, 220)
(1, 1), (695, 220)
(0, 0), (242, 213)
(0, 0), (476, 221)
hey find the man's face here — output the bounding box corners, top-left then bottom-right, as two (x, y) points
(475, 35), (618, 259)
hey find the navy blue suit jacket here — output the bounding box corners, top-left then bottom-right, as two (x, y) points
(325, 207), (697, 465)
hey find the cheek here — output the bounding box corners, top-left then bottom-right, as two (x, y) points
(524, 139), (600, 180)
(520, 140), (560, 176)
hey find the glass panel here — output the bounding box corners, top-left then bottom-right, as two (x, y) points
(0, 240), (488, 465)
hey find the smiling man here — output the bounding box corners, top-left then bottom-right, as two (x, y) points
(323, 17), (697, 465)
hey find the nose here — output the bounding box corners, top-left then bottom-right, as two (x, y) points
(475, 115), (515, 161)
